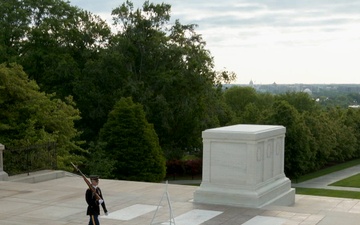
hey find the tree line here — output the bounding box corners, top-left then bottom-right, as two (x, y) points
(1, 0), (359, 181)
(223, 87), (360, 178)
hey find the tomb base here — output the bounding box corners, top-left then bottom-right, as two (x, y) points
(194, 175), (295, 208)
(193, 125), (295, 208)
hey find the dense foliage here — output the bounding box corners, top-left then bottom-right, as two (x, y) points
(0, 63), (85, 169)
(75, 0), (235, 159)
(224, 86), (360, 178)
(99, 97), (166, 182)
(1, 0), (360, 180)
(0, 0), (234, 179)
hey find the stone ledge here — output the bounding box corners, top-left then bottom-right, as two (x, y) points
(8, 170), (75, 183)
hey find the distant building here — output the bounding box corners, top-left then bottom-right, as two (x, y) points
(303, 88), (312, 95)
(249, 80), (254, 87)
(349, 105), (360, 109)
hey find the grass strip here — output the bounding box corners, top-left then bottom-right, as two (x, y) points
(296, 187), (360, 199)
(293, 158), (360, 183)
(330, 173), (360, 188)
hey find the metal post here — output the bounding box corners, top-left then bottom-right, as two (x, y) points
(150, 181), (176, 225)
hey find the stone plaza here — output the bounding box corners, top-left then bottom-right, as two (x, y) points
(1, 125), (360, 224)
(1, 172), (360, 225)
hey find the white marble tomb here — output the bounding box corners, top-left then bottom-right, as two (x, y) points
(193, 124), (295, 208)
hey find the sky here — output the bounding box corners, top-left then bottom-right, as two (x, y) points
(69, 0), (360, 84)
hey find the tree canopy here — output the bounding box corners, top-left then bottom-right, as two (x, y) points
(0, 63), (84, 169)
(1, 0), (360, 180)
(74, 0), (235, 157)
(223, 86), (360, 178)
(99, 97), (166, 182)
(0, 0), (111, 98)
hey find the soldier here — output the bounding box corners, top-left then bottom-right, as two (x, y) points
(85, 175), (108, 225)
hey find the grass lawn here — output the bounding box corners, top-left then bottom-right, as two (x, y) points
(296, 187), (360, 199)
(294, 159), (360, 199)
(329, 173), (360, 188)
(293, 158), (360, 183)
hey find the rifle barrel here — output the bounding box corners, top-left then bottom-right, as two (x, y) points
(70, 162), (102, 201)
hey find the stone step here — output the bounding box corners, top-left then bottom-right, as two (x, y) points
(8, 170), (74, 183)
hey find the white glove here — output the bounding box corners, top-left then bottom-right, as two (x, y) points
(99, 199), (104, 204)
(105, 212), (109, 216)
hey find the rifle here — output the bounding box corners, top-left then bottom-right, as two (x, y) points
(70, 162), (102, 201)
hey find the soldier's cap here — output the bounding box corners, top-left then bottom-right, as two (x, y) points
(89, 175), (99, 181)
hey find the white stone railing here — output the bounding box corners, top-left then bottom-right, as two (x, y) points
(0, 144), (9, 181)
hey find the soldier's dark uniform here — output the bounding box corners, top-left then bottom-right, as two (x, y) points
(85, 176), (108, 225)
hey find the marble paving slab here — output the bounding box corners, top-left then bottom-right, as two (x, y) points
(242, 215), (286, 225)
(102, 204), (159, 221)
(162, 209), (223, 225)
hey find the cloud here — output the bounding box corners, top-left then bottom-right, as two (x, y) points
(70, 0), (360, 37)
(167, 1), (360, 49)
(69, 0), (360, 83)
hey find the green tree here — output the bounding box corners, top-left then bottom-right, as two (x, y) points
(223, 86), (273, 124)
(73, 49), (125, 144)
(327, 107), (357, 161)
(0, 0), (30, 62)
(0, 0), (111, 98)
(99, 97), (166, 182)
(224, 86), (258, 115)
(0, 63), (85, 169)
(241, 103), (262, 124)
(111, 1), (235, 154)
(76, 0), (235, 157)
(303, 111), (337, 169)
(263, 100), (315, 178)
(344, 108), (360, 157)
(86, 141), (116, 178)
(275, 91), (318, 113)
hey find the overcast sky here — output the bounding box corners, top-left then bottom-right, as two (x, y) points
(70, 0), (360, 84)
